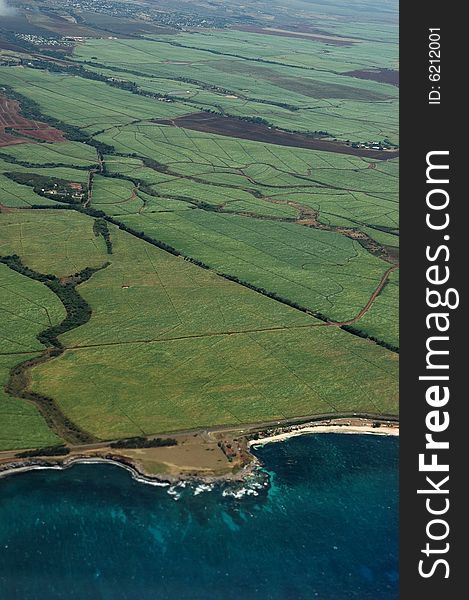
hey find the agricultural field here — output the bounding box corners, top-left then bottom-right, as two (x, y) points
(0, 264), (64, 449)
(0, 68), (191, 134)
(0, 93), (65, 146)
(94, 123), (398, 235)
(0, 356), (61, 451)
(32, 325), (398, 440)
(0, 5), (398, 450)
(1, 209), (397, 441)
(0, 141), (98, 168)
(118, 210), (391, 325)
(73, 31), (398, 143)
(352, 270), (399, 348)
(0, 173), (55, 207)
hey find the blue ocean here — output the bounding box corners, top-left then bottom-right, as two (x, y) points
(0, 434), (398, 599)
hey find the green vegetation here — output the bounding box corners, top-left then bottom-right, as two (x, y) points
(5, 172), (86, 205)
(0, 173), (56, 207)
(352, 270), (399, 347)
(15, 445), (70, 458)
(0, 10), (398, 450)
(110, 437), (177, 449)
(0, 210), (397, 441)
(0, 264), (65, 450)
(0, 69), (190, 134)
(93, 218), (113, 254)
(0, 141), (98, 168)
(0, 254), (109, 349)
(93, 125), (398, 235)
(72, 31), (398, 143)
(0, 363), (62, 451)
(119, 210), (390, 324)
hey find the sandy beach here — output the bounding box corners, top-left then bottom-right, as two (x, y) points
(249, 422), (399, 447)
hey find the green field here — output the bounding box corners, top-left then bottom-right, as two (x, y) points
(0, 265), (64, 450)
(0, 141), (98, 168)
(73, 30), (398, 143)
(0, 8), (398, 450)
(0, 210), (398, 442)
(94, 124), (398, 234)
(118, 210), (390, 324)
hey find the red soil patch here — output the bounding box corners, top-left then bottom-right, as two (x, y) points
(0, 203), (16, 213)
(0, 95), (66, 147)
(345, 69), (399, 87)
(0, 132), (31, 146)
(155, 113), (399, 161)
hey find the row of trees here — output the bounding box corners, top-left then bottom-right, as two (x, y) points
(78, 58), (299, 113)
(166, 40), (313, 72)
(172, 75), (300, 112)
(6, 172), (85, 204)
(15, 445), (70, 458)
(110, 436), (177, 449)
(0, 151), (90, 170)
(340, 324), (399, 353)
(1, 85), (115, 155)
(0, 254), (109, 350)
(27, 60), (180, 104)
(93, 218), (113, 254)
(216, 271), (330, 323)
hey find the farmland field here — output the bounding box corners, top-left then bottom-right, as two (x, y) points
(0, 1), (398, 450)
(0, 264), (64, 449)
(0, 209), (398, 442)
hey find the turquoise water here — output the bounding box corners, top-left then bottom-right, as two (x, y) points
(0, 434), (398, 599)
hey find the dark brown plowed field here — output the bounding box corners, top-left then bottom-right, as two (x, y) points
(0, 95), (66, 147)
(344, 69), (399, 87)
(233, 25), (356, 46)
(155, 113), (399, 161)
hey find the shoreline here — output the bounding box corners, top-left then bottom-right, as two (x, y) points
(0, 455), (259, 486)
(0, 416), (398, 485)
(248, 422), (399, 447)
(0, 457), (171, 485)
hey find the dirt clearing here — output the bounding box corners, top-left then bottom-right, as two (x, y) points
(0, 95), (66, 147)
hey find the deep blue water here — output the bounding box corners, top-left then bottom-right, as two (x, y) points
(0, 434), (398, 600)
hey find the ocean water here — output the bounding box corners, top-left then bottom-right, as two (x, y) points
(0, 434), (398, 600)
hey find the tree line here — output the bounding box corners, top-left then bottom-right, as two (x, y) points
(93, 218), (113, 254)
(15, 445), (70, 458)
(110, 436), (177, 449)
(0, 254), (109, 350)
(0, 85), (115, 155)
(340, 324), (399, 353)
(6, 172), (86, 204)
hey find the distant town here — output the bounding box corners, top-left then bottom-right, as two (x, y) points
(53, 0), (229, 29)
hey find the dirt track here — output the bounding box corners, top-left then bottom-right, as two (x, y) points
(331, 265), (398, 327)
